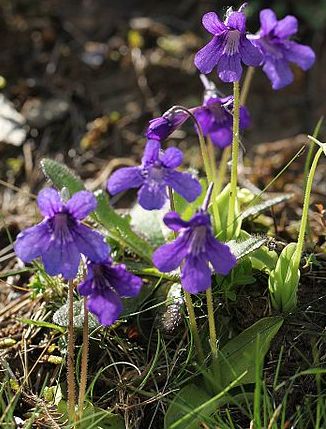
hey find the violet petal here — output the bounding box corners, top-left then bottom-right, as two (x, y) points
(217, 54), (243, 82)
(108, 264), (143, 297)
(71, 223), (109, 263)
(209, 127), (233, 148)
(42, 235), (80, 279)
(202, 12), (227, 35)
(14, 220), (51, 262)
(194, 37), (223, 74)
(138, 182), (167, 210)
(152, 235), (188, 272)
(160, 147), (183, 169)
(66, 191), (97, 220)
(142, 140), (161, 165)
(37, 188), (63, 217)
(263, 58), (293, 90)
(107, 167), (144, 195)
(283, 41), (315, 71)
(226, 11), (246, 32)
(181, 255), (211, 293)
(274, 15), (298, 38)
(259, 9), (277, 35)
(163, 211), (190, 231)
(206, 235), (237, 275)
(87, 291), (123, 326)
(165, 170), (202, 202)
(240, 37), (263, 67)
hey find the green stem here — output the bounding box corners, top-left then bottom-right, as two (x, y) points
(67, 280), (76, 423)
(303, 117), (324, 191)
(293, 147), (323, 270)
(226, 81), (240, 239)
(302, 117), (324, 243)
(168, 187), (204, 362)
(77, 297), (89, 421)
(207, 137), (221, 232)
(205, 287), (217, 357)
(215, 146), (231, 196)
(184, 291), (205, 362)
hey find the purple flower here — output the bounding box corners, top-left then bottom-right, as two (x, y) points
(14, 188), (109, 279)
(152, 211), (236, 293)
(107, 140), (202, 210)
(194, 5), (262, 82)
(78, 259), (142, 326)
(253, 9), (315, 90)
(194, 95), (250, 148)
(146, 111), (188, 141)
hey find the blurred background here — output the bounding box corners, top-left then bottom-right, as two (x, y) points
(0, 0), (325, 247)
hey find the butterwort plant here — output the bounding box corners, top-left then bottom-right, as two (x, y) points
(14, 188), (109, 278)
(153, 184), (237, 357)
(78, 257), (143, 326)
(107, 139), (201, 210)
(194, 4), (262, 82)
(14, 186), (143, 422)
(153, 210), (236, 293)
(194, 92), (250, 149)
(252, 9), (315, 90)
(146, 80), (250, 150)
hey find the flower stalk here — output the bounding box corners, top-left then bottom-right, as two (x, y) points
(293, 146), (324, 270)
(227, 81), (240, 239)
(168, 186), (204, 362)
(67, 280), (76, 423)
(203, 183), (218, 357)
(77, 297), (89, 420)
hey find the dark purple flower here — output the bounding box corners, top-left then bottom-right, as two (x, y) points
(194, 95), (250, 148)
(146, 111), (188, 141)
(107, 140), (202, 210)
(252, 9), (315, 90)
(194, 5), (262, 82)
(78, 258), (142, 326)
(14, 188), (109, 279)
(152, 211), (236, 293)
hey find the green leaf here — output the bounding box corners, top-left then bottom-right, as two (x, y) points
(18, 318), (65, 334)
(165, 317), (283, 429)
(216, 258), (255, 301)
(129, 203), (168, 246)
(249, 245), (278, 273)
(173, 178), (207, 220)
(164, 373), (247, 429)
(94, 190), (153, 263)
(241, 193), (293, 220)
(164, 384), (214, 429)
(40, 158), (85, 194)
(207, 316), (283, 393)
(57, 401), (125, 428)
(52, 300), (100, 330)
(227, 234), (267, 260)
(268, 243), (300, 312)
(238, 230), (277, 273)
(214, 184), (242, 241)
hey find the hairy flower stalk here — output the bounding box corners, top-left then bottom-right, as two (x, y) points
(226, 81), (241, 239)
(77, 297), (89, 421)
(153, 185), (236, 358)
(67, 280), (76, 423)
(203, 184), (218, 357)
(293, 142), (324, 272)
(168, 186), (204, 362)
